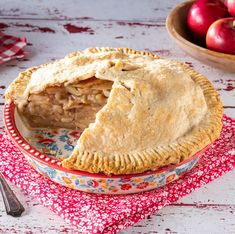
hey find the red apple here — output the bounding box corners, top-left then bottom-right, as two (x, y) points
(227, 0), (235, 16)
(224, 0), (229, 6)
(187, 0), (228, 42)
(206, 17), (235, 54)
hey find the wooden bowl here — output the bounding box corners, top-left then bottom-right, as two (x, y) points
(166, 0), (235, 72)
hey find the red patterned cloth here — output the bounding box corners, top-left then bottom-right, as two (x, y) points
(0, 115), (234, 233)
(0, 32), (27, 64)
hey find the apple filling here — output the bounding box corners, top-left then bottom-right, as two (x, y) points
(18, 77), (113, 129)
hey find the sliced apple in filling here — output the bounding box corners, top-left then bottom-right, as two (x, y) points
(18, 77), (113, 130)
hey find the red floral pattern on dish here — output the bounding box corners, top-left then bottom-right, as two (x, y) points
(87, 180), (99, 187)
(136, 182), (149, 189)
(166, 174), (176, 183)
(0, 115), (234, 233)
(121, 183), (132, 190)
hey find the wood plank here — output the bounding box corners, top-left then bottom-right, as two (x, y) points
(0, 1), (234, 232)
(122, 203), (235, 234)
(0, 185), (73, 232)
(0, 170), (235, 233)
(176, 170), (235, 204)
(1, 194), (235, 234)
(0, 19), (234, 117)
(0, 0), (182, 21)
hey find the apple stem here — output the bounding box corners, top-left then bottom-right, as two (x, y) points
(233, 21), (235, 28)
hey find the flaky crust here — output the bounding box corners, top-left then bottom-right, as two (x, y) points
(6, 47), (223, 175)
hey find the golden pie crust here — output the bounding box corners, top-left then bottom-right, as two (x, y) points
(5, 47), (223, 175)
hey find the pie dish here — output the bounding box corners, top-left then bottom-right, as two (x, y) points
(5, 47), (223, 176)
(3, 103), (208, 194)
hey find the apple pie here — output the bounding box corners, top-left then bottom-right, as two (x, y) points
(5, 47), (223, 175)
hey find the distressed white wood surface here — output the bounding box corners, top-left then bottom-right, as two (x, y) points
(0, 0), (234, 233)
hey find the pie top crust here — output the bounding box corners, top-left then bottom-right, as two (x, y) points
(5, 47), (223, 175)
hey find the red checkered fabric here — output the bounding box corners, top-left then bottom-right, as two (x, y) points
(0, 32), (27, 64)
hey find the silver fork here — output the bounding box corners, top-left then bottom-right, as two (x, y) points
(0, 173), (25, 217)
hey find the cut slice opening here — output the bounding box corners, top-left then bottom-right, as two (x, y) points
(18, 76), (113, 130)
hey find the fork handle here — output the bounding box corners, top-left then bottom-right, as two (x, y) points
(0, 173), (25, 217)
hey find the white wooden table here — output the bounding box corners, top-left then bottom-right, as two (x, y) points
(0, 1), (234, 233)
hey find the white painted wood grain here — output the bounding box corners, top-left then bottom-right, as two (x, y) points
(0, 19), (234, 117)
(1, 170), (235, 233)
(0, 0), (181, 21)
(122, 203), (235, 234)
(0, 0), (234, 233)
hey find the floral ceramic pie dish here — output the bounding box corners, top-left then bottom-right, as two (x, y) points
(4, 47), (223, 194)
(4, 103), (209, 194)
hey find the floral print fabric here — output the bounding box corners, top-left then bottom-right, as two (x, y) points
(0, 115), (234, 234)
